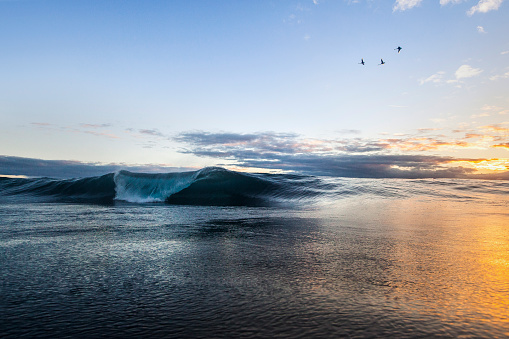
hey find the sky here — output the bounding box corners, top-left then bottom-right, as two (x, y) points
(1, 0), (509, 178)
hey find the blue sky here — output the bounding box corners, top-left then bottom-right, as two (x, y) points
(1, 0), (508, 178)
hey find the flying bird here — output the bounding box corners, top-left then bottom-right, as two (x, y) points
(379, 59), (385, 65)
(395, 46), (402, 53)
(359, 58), (365, 65)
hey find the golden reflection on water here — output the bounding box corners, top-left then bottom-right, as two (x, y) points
(317, 196), (509, 335)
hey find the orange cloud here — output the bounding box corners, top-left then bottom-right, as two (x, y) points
(493, 143), (509, 149)
(481, 124), (509, 133)
(381, 137), (473, 151)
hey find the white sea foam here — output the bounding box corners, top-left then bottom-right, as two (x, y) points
(113, 170), (197, 203)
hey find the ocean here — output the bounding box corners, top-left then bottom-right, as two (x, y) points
(1, 167), (508, 338)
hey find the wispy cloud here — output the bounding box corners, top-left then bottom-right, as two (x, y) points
(490, 70), (509, 80)
(139, 129), (165, 137)
(393, 0), (423, 11)
(471, 113), (491, 119)
(440, 0), (465, 5)
(421, 65), (484, 86)
(467, 0), (504, 15)
(493, 143), (509, 149)
(481, 124), (509, 133)
(336, 129), (362, 135)
(395, 0), (504, 15)
(32, 122), (120, 140)
(418, 128), (442, 132)
(477, 25), (486, 33)
(80, 123), (112, 129)
(31, 122), (53, 127)
(175, 131), (267, 146)
(420, 71), (446, 85)
(378, 137), (473, 151)
(481, 104), (509, 115)
(83, 131), (120, 139)
(455, 64), (483, 79)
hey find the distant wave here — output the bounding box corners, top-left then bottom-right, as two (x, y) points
(1, 167), (508, 206)
(0, 173), (116, 203)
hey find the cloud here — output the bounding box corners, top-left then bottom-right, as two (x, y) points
(418, 128), (442, 132)
(502, 51), (509, 55)
(378, 137), (473, 151)
(477, 25), (486, 33)
(467, 0), (504, 15)
(395, 0), (504, 15)
(481, 124), (509, 133)
(393, 0), (423, 11)
(173, 130), (509, 179)
(139, 129), (165, 137)
(176, 129), (508, 160)
(0, 154), (483, 180)
(336, 129), (362, 135)
(422, 65), (486, 86)
(5, 124), (509, 179)
(175, 131), (265, 146)
(493, 143), (509, 149)
(480, 104), (509, 115)
(471, 113), (490, 118)
(455, 64), (483, 79)
(176, 131), (350, 156)
(189, 150), (482, 179)
(0, 155), (193, 178)
(490, 71), (509, 80)
(80, 123), (112, 129)
(440, 0), (464, 4)
(420, 71), (446, 85)
(31, 122), (53, 127)
(31, 122), (121, 140)
(313, 0), (319, 4)
(83, 131), (120, 139)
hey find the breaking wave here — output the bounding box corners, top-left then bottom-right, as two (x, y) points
(0, 167), (336, 206)
(1, 167), (508, 206)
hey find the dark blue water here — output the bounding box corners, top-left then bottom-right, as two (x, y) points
(1, 171), (509, 338)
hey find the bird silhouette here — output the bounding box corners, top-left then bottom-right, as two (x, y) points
(379, 59), (385, 65)
(395, 46), (402, 53)
(359, 58), (365, 65)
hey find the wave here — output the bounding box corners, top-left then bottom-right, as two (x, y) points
(1, 167), (508, 206)
(0, 167), (336, 206)
(0, 173), (116, 203)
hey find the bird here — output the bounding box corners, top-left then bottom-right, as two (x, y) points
(359, 58), (365, 65)
(379, 59), (385, 65)
(395, 46), (402, 53)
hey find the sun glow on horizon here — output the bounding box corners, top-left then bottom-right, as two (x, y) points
(451, 158), (509, 173)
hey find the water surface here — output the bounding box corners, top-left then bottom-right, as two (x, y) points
(1, 175), (508, 338)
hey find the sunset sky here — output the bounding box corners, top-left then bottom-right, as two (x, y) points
(1, 0), (508, 178)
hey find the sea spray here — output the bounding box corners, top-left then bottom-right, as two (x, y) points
(113, 170), (197, 203)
